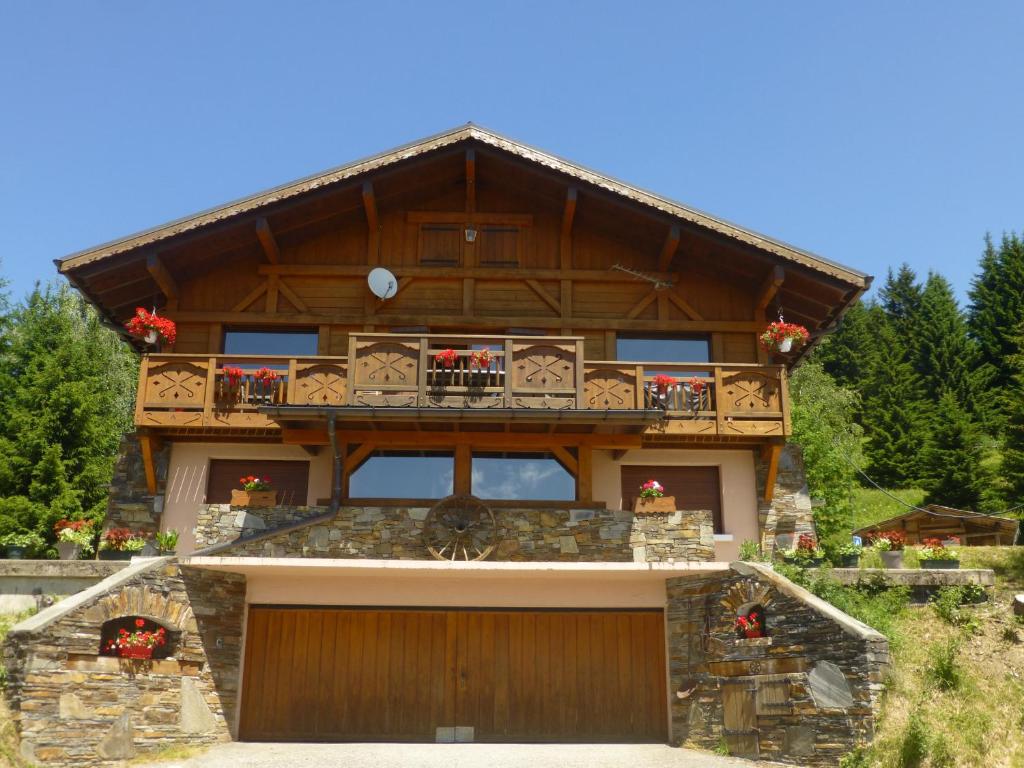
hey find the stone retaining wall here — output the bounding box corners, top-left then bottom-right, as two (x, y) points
(201, 504), (716, 563)
(3, 558), (246, 767)
(756, 445), (816, 557)
(666, 562), (888, 766)
(104, 433), (169, 536)
(0, 560), (131, 614)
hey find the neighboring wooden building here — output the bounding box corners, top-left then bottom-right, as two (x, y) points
(7, 125), (887, 764)
(855, 505), (1019, 546)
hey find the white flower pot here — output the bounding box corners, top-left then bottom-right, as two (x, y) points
(144, 329), (158, 345)
(778, 337), (794, 353)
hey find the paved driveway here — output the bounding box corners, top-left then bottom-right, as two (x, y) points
(144, 742), (770, 768)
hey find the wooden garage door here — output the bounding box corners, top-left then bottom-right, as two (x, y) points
(620, 465), (722, 533)
(206, 459), (310, 505)
(240, 607), (667, 743)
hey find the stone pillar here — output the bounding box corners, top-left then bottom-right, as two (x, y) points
(103, 433), (169, 535)
(630, 509), (715, 563)
(755, 444), (815, 557)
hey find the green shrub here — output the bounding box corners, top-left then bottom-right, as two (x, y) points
(897, 712), (929, 768)
(931, 585), (981, 631)
(738, 540), (763, 562)
(925, 639), (962, 691)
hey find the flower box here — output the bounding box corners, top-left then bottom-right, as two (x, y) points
(231, 489), (277, 508)
(920, 559), (960, 570)
(118, 645), (155, 660)
(839, 554), (860, 568)
(4, 546), (25, 560)
(633, 496), (676, 515)
(99, 550), (133, 561)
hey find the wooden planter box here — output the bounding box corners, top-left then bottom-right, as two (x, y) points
(633, 496), (676, 515)
(231, 489), (277, 508)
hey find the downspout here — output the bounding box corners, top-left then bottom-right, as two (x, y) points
(327, 412), (342, 514)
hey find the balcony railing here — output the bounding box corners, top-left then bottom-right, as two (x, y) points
(135, 334), (788, 437)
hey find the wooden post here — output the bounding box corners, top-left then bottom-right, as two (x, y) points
(779, 367), (792, 435)
(203, 357), (216, 427)
(714, 365), (726, 435)
(503, 339), (514, 406)
(134, 356), (150, 426)
(139, 434), (158, 495)
(577, 445), (593, 502)
(762, 443), (782, 503)
(454, 444), (472, 495)
(574, 339), (585, 409)
(286, 358), (298, 404)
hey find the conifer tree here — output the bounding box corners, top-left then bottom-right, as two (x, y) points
(968, 232), (1024, 397)
(919, 391), (988, 510)
(878, 263), (923, 339)
(814, 299), (887, 396)
(860, 323), (926, 486)
(1000, 323), (1024, 509)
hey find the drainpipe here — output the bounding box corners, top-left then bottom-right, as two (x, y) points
(327, 412), (342, 514)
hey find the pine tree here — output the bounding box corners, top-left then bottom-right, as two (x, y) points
(1001, 323), (1024, 509)
(879, 263), (923, 339)
(968, 232), (1024, 396)
(860, 323), (926, 486)
(919, 391), (988, 509)
(813, 299), (887, 396)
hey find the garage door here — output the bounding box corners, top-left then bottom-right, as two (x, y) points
(239, 607), (667, 743)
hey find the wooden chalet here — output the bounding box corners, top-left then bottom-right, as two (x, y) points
(855, 505), (1020, 546)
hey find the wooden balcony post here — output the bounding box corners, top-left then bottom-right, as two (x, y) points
(286, 358), (298, 404)
(134, 356), (150, 425)
(454, 444), (472, 495)
(714, 365), (726, 434)
(779, 366), (792, 435)
(417, 336), (429, 407)
(577, 444), (593, 502)
(503, 339), (514, 406)
(635, 365), (645, 409)
(203, 357), (216, 426)
(574, 339), (585, 409)
(346, 334), (358, 404)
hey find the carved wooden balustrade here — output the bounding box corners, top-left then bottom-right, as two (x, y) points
(135, 341), (789, 437)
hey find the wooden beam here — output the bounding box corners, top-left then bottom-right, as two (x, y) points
(257, 264), (676, 283)
(454, 443), (472, 495)
(282, 428), (643, 450)
(139, 434), (158, 495)
(265, 275), (279, 313)
(465, 149), (476, 214)
(658, 224), (680, 272)
(343, 442), (377, 475)
(231, 280), (269, 312)
(627, 289), (659, 319)
(756, 265), (786, 313)
(578, 444), (593, 502)
(255, 218), (280, 264)
(362, 182), (379, 266)
(549, 445), (579, 476)
(277, 279), (310, 313)
(762, 442), (783, 503)
(526, 279), (561, 315)
(145, 254), (178, 303)
(560, 187), (577, 270)
(666, 291), (703, 321)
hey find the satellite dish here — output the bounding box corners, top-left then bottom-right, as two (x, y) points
(367, 267), (398, 300)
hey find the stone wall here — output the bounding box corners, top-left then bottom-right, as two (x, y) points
(194, 504), (327, 550)
(103, 433), (169, 537)
(666, 562), (888, 766)
(3, 559), (246, 767)
(0, 560), (130, 614)
(200, 503), (715, 563)
(755, 444), (816, 557)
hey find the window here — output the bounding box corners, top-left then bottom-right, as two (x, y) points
(616, 335), (710, 364)
(419, 225), (462, 266)
(620, 465), (723, 533)
(223, 329), (319, 356)
(476, 226), (520, 267)
(206, 459), (310, 505)
(472, 452), (575, 501)
(349, 451), (454, 499)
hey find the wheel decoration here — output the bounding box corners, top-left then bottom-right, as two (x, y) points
(423, 495), (498, 561)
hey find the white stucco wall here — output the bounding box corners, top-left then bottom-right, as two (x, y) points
(592, 448), (758, 561)
(163, 442), (333, 554)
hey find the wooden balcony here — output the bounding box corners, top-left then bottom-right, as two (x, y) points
(135, 333), (789, 439)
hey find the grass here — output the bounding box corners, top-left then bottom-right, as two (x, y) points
(851, 486), (926, 532)
(126, 744), (203, 764)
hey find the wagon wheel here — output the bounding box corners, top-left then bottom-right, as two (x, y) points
(423, 495), (498, 561)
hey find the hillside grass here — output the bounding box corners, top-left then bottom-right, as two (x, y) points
(851, 487), (926, 532)
(0, 610), (35, 768)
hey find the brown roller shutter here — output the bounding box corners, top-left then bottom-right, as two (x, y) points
(206, 459), (310, 506)
(620, 465), (722, 533)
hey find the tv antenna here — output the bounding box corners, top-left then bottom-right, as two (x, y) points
(610, 263), (674, 291)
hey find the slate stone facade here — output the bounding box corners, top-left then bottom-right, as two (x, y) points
(196, 503), (716, 563)
(755, 445), (816, 557)
(103, 433), (169, 537)
(3, 560), (245, 767)
(666, 562), (888, 766)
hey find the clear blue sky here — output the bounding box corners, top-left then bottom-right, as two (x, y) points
(1, 2), (1021, 304)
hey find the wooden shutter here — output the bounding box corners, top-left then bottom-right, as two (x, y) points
(620, 465), (722, 533)
(206, 459), (310, 506)
(419, 224), (462, 265)
(477, 226), (520, 267)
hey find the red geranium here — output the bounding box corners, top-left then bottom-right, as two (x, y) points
(240, 475), (272, 491)
(759, 321), (809, 352)
(253, 367), (279, 386)
(688, 376), (706, 395)
(652, 374), (677, 394)
(222, 366), (245, 386)
(469, 348), (492, 369)
(734, 611), (763, 638)
(124, 308), (177, 345)
(435, 348), (458, 369)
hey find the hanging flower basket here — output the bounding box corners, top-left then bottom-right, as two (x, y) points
(124, 308), (177, 346)
(759, 321), (809, 354)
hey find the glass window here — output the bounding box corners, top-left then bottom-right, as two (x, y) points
(349, 451), (454, 499)
(223, 329), (319, 356)
(616, 335), (710, 363)
(471, 452), (575, 501)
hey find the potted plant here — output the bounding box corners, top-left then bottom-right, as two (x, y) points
(154, 529), (179, 556)
(871, 531), (906, 568)
(785, 533), (824, 567)
(652, 374), (678, 397)
(104, 618), (167, 660)
(469, 347), (492, 371)
(633, 479), (676, 514)
(836, 541), (863, 568)
(435, 348), (458, 370)
(759, 320), (810, 354)
(231, 475), (277, 508)
(734, 610), (764, 639)
(54, 520), (95, 561)
(919, 537), (960, 570)
(221, 365), (245, 397)
(98, 528), (147, 561)
(687, 376), (706, 408)
(1, 532), (43, 560)
(124, 307), (177, 347)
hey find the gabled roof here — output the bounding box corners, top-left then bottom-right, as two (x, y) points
(56, 123), (869, 288)
(854, 505), (1019, 536)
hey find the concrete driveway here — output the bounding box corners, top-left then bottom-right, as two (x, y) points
(142, 742), (771, 768)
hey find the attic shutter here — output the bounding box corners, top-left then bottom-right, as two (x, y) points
(419, 224), (462, 265)
(477, 225), (520, 266)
